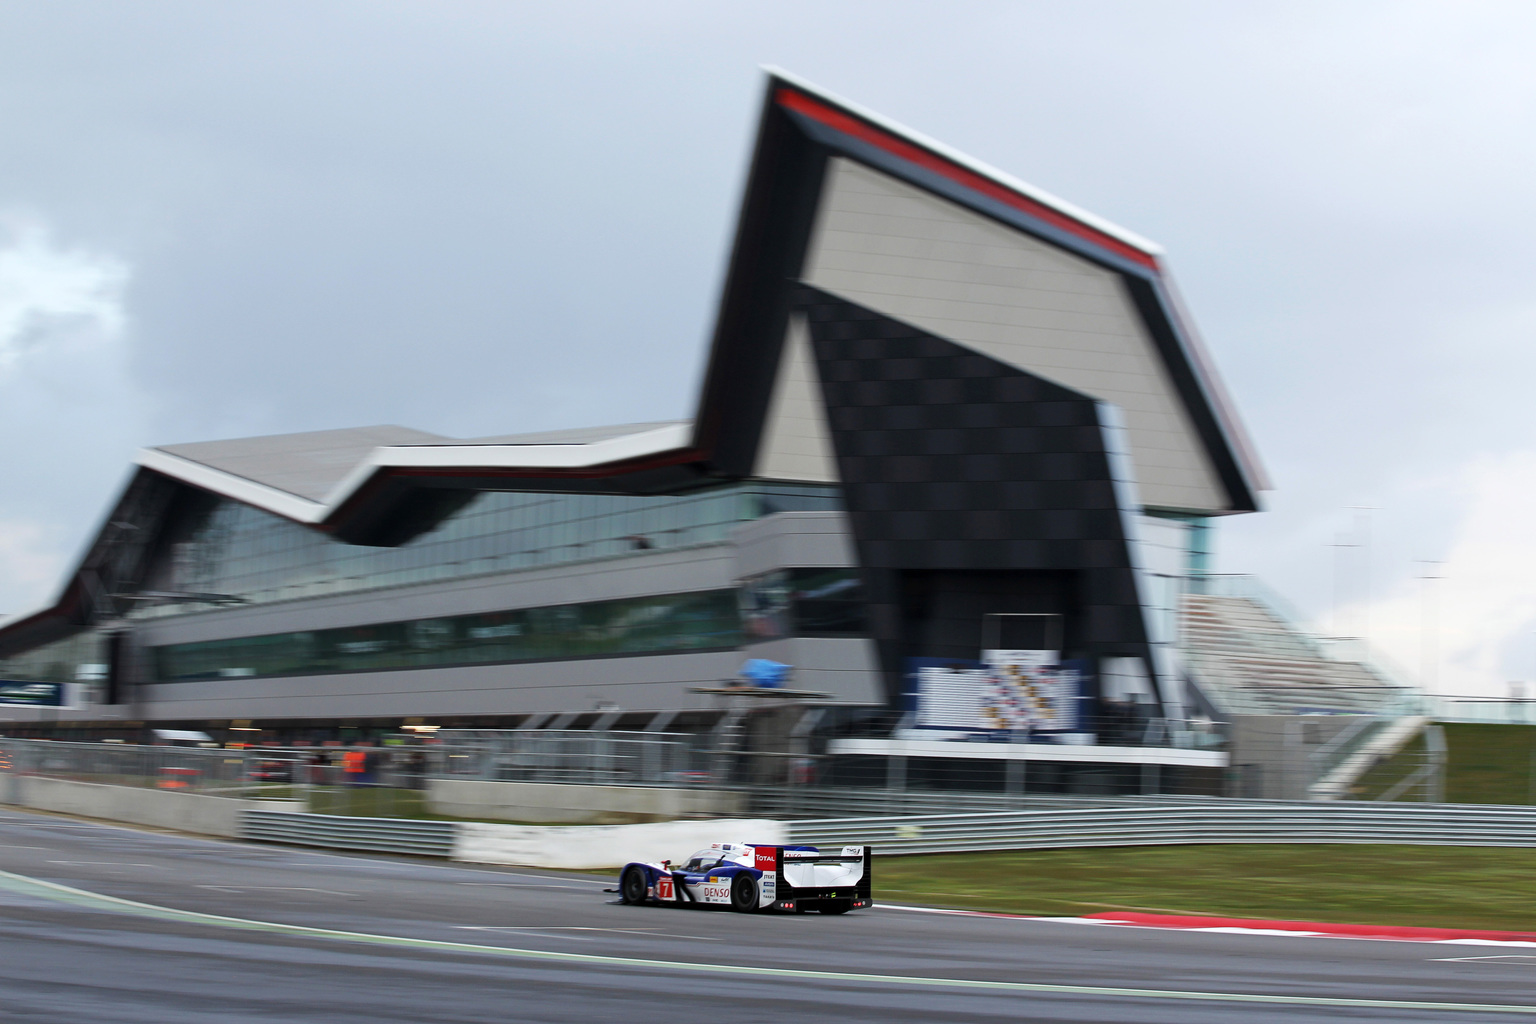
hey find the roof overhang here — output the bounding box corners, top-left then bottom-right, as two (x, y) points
(695, 69), (1267, 506)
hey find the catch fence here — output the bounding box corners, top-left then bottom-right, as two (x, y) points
(0, 737), (437, 814)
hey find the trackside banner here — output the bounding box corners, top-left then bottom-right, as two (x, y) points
(0, 681), (65, 707)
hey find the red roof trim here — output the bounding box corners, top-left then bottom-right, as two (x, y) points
(775, 88), (1159, 272)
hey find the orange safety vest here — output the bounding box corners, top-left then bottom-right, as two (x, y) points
(342, 750), (366, 774)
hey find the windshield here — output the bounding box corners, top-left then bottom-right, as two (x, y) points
(682, 849), (722, 873)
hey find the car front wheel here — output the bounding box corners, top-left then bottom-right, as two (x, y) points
(730, 873), (758, 912)
(620, 866), (648, 905)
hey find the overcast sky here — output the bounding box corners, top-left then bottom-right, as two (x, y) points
(2, 1), (1534, 701)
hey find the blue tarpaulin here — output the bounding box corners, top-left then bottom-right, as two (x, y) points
(741, 659), (791, 688)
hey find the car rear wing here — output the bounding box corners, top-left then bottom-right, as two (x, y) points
(753, 845), (872, 910)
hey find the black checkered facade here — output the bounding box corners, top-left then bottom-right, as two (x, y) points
(796, 287), (1156, 704)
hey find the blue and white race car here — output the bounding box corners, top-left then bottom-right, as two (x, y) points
(615, 841), (872, 915)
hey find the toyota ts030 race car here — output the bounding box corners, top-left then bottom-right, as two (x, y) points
(615, 842), (872, 915)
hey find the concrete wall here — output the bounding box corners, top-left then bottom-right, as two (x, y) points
(428, 778), (746, 824)
(0, 776), (244, 836)
(454, 817), (788, 869)
(1228, 715), (1362, 800)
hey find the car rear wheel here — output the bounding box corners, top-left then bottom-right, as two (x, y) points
(620, 866), (648, 905)
(818, 901), (852, 915)
(730, 873), (758, 912)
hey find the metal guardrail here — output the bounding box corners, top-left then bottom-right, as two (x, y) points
(747, 787), (1137, 818)
(242, 810), (455, 857)
(239, 799), (1536, 861)
(784, 802), (1536, 855)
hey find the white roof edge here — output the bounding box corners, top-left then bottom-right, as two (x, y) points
(761, 66), (1165, 257)
(322, 421), (693, 507)
(136, 448), (328, 524)
(136, 423), (695, 528)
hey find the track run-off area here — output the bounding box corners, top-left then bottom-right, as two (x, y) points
(0, 809), (1533, 1022)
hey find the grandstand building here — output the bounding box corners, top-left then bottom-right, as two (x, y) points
(0, 71), (1311, 779)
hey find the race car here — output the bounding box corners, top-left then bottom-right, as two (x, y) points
(615, 841), (872, 915)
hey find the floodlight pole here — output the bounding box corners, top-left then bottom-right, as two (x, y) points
(1415, 560), (1444, 696)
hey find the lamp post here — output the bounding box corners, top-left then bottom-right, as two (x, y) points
(1416, 560), (1443, 697)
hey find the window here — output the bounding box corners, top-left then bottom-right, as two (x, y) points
(153, 589), (745, 682)
(738, 568), (868, 641)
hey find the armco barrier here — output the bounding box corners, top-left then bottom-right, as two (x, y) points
(783, 803), (1536, 855)
(234, 800), (1536, 865)
(242, 810), (455, 857)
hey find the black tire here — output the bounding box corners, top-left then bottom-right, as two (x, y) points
(730, 873), (758, 912)
(818, 901), (852, 915)
(620, 866), (648, 905)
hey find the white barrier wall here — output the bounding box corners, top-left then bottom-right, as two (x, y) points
(2, 777), (246, 837)
(454, 818), (789, 870)
(428, 779), (746, 824)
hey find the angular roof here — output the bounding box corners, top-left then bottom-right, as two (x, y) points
(153, 425), (446, 503)
(138, 420), (692, 530)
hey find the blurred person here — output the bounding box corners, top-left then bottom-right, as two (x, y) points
(342, 747), (366, 787)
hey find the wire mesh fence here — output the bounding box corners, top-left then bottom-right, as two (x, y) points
(0, 723), (1450, 823)
(431, 729), (702, 786)
(1, 738), (265, 797)
(0, 737), (436, 812)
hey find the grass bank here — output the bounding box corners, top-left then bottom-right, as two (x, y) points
(1356, 723), (1536, 803)
(876, 844), (1536, 931)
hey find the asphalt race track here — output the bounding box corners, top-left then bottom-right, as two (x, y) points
(0, 809), (1531, 1022)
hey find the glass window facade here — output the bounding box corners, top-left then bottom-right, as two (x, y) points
(154, 589), (743, 682)
(739, 568), (868, 642)
(0, 632), (104, 684)
(143, 482), (842, 613)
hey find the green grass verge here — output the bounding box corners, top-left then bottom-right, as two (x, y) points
(1441, 724), (1536, 804)
(1354, 723), (1536, 803)
(876, 844), (1536, 931)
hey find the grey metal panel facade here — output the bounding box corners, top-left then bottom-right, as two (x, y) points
(731, 511), (856, 580)
(133, 651), (748, 719)
(737, 637), (881, 702)
(68, 528), (881, 721)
